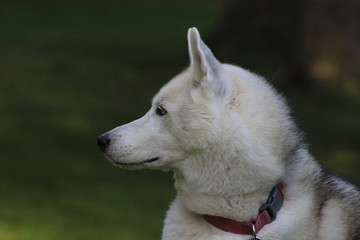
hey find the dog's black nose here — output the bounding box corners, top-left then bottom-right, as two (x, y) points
(97, 133), (111, 152)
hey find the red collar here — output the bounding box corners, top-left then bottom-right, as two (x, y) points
(201, 182), (285, 236)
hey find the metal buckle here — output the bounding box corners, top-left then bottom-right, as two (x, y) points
(249, 223), (262, 240)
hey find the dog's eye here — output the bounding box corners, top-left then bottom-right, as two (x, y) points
(155, 106), (167, 116)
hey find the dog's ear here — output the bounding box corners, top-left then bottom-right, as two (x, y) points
(187, 27), (232, 100)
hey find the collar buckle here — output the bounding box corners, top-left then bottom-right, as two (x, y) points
(201, 182), (285, 236)
(259, 184), (284, 220)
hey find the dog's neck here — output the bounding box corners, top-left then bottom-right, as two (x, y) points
(172, 152), (283, 222)
(175, 182), (275, 222)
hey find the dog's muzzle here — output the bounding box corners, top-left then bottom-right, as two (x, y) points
(97, 133), (111, 152)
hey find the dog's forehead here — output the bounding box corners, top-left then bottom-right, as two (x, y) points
(152, 70), (192, 105)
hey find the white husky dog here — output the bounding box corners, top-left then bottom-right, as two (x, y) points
(98, 28), (360, 240)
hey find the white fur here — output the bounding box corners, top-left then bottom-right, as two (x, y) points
(100, 28), (355, 240)
(318, 199), (347, 240)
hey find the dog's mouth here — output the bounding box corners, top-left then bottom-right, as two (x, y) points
(113, 157), (160, 166)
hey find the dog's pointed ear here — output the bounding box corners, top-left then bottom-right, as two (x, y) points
(187, 27), (232, 100)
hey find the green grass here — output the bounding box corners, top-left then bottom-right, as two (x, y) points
(0, 1), (359, 240)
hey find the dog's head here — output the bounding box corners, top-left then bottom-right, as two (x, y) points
(97, 28), (298, 182)
(97, 28), (230, 169)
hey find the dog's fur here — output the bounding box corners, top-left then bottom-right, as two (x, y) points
(98, 28), (360, 240)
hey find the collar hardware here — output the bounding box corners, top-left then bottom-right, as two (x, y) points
(250, 223), (262, 240)
(258, 182), (284, 219)
(201, 182), (285, 236)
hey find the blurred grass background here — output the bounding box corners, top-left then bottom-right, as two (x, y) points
(0, 1), (359, 240)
